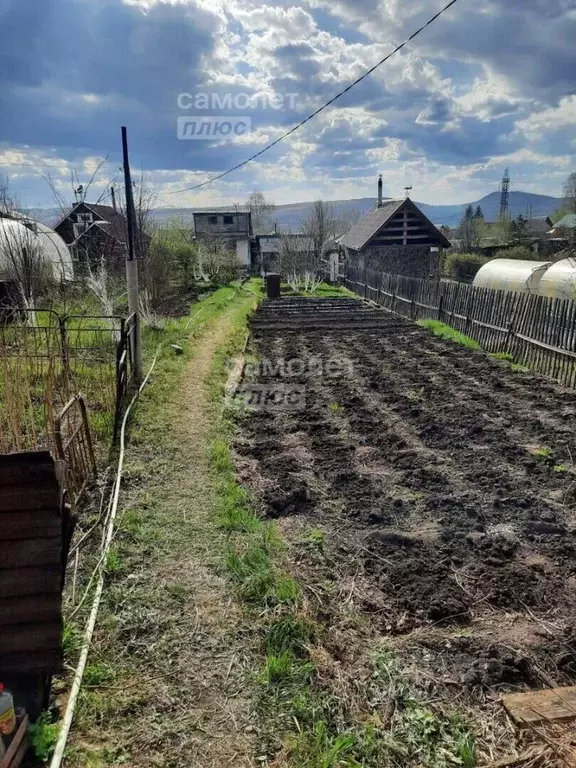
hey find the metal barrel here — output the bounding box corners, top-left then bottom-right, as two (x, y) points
(265, 273), (281, 299)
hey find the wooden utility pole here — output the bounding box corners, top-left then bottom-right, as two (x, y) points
(121, 126), (143, 384)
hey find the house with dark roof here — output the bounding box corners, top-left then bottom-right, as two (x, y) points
(54, 202), (129, 270)
(341, 177), (450, 278)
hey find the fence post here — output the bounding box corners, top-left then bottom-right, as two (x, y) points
(363, 264), (367, 299)
(117, 318), (126, 375)
(465, 290), (473, 336)
(505, 322), (515, 355)
(438, 295), (443, 321)
(58, 315), (69, 376)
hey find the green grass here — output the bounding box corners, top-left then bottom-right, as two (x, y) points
(302, 528), (326, 553)
(262, 652), (315, 686)
(207, 302), (478, 767)
(417, 320), (481, 350)
(55, 282), (264, 767)
(281, 281), (353, 298)
(29, 713), (60, 762)
(266, 616), (316, 656)
(491, 352), (530, 374)
(532, 446), (553, 460)
(83, 662), (115, 687)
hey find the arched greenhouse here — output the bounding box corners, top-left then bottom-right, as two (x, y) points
(0, 216), (73, 283)
(537, 257), (576, 301)
(473, 258), (551, 294)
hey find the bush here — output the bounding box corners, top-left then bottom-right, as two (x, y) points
(443, 252), (489, 282)
(494, 245), (539, 261)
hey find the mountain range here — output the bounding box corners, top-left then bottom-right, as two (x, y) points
(26, 190), (563, 231)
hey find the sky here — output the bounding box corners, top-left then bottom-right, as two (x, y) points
(0, 0), (575, 211)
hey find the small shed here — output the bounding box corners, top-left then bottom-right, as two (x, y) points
(473, 259), (551, 294)
(341, 183), (450, 279)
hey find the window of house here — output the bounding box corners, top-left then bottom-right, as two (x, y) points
(76, 212), (93, 223)
(73, 223), (88, 239)
(209, 215), (218, 225)
(223, 215), (234, 225)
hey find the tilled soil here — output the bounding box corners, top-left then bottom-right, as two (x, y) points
(235, 297), (576, 696)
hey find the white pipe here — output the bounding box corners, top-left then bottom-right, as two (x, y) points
(49, 348), (160, 768)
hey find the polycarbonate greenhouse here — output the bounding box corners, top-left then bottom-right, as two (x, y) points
(0, 216), (73, 282)
(537, 257), (576, 301)
(473, 258), (551, 294)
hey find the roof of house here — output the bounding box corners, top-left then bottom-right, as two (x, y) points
(193, 207), (251, 215)
(527, 217), (553, 235)
(341, 198), (450, 251)
(551, 213), (576, 230)
(83, 203), (128, 244)
(53, 201), (128, 245)
(341, 200), (404, 251)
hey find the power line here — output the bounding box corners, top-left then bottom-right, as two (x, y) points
(164, 0), (462, 196)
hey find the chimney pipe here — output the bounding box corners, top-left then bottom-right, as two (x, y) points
(378, 174), (383, 208)
(111, 185), (117, 211)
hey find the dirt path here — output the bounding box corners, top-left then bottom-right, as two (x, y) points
(67, 294), (258, 768)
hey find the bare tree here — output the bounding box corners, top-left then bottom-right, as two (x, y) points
(128, 172), (157, 260)
(332, 208), (361, 238)
(162, 216), (198, 292)
(196, 235), (242, 283)
(276, 233), (311, 274)
(0, 175), (18, 217)
(44, 156), (110, 219)
(302, 200), (337, 264)
(246, 191), (276, 234)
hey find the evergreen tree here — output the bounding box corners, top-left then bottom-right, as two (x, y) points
(475, 205), (484, 220)
(510, 214), (528, 244)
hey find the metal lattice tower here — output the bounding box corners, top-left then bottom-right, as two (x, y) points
(499, 167), (510, 220)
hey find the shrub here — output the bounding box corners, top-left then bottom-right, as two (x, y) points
(443, 252), (489, 282)
(494, 245), (539, 261)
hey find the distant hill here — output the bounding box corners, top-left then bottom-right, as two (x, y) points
(26, 190), (563, 231)
(152, 191), (564, 231)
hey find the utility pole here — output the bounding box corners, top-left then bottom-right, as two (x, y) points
(499, 167), (510, 221)
(121, 126), (143, 384)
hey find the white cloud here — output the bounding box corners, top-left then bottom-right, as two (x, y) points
(516, 96), (576, 141)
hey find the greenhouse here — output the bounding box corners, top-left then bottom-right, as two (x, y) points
(0, 216), (73, 282)
(473, 258), (551, 294)
(537, 257), (576, 301)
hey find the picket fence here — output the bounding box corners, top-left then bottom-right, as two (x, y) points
(340, 265), (576, 388)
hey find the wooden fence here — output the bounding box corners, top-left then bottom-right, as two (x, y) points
(340, 265), (576, 388)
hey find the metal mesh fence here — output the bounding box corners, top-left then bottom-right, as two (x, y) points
(0, 309), (126, 456)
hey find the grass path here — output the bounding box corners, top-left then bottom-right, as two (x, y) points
(65, 285), (260, 767)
